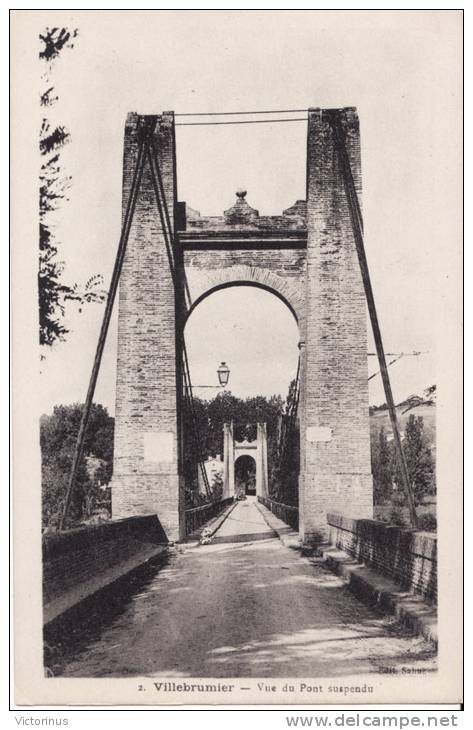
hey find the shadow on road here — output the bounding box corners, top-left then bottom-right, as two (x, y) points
(45, 501), (437, 678)
(211, 531), (276, 545)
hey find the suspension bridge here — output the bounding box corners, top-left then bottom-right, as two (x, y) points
(43, 107), (437, 679)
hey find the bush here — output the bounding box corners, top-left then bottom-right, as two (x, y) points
(389, 507), (409, 527)
(40, 403), (114, 529)
(417, 512), (437, 532)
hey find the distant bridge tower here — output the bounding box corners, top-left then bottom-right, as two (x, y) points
(222, 423), (268, 499)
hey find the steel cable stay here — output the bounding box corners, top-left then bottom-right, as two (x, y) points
(328, 112), (418, 528)
(182, 342), (213, 502)
(175, 107), (310, 117)
(368, 353), (404, 382)
(146, 146), (178, 288)
(367, 351), (429, 385)
(183, 395), (212, 502)
(60, 137), (147, 529)
(61, 129), (201, 528)
(147, 138), (192, 308)
(147, 140), (219, 506)
(146, 143), (214, 503)
(182, 388), (212, 501)
(368, 351), (428, 357)
(146, 142), (214, 503)
(176, 117), (308, 127)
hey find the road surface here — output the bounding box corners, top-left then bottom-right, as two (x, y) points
(46, 498), (436, 677)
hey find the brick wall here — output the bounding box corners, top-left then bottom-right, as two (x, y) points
(112, 113), (184, 541)
(301, 108), (373, 544)
(327, 513), (437, 603)
(43, 516), (167, 622)
(183, 250), (306, 326)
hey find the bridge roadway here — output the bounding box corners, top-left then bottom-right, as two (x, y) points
(46, 498), (436, 678)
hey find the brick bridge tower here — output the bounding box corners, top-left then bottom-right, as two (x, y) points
(112, 108), (373, 544)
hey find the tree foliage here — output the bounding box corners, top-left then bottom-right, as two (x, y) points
(39, 28), (106, 349)
(182, 390), (286, 487)
(183, 391), (284, 462)
(271, 377), (300, 505)
(181, 388), (302, 505)
(371, 414), (436, 506)
(393, 415), (436, 504)
(40, 403), (114, 529)
(371, 427), (392, 504)
(39, 27), (78, 61)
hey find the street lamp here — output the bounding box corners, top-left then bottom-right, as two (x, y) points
(217, 362), (230, 388)
(186, 362), (231, 390)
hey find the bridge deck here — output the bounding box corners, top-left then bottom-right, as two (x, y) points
(45, 499), (436, 678)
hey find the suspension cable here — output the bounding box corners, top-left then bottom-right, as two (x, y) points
(60, 137), (147, 530)
(368, 351), (428, 357)
(368, 354), (404, 382)
(147, 143), (212, 501)
(182, 343), (213, 500)
(147, 145), (177, 284)
(147, 138), (192, 307)
(176, 117), (307, 127)
(175, 108), (309, 117)
(182, 389), (211, 500)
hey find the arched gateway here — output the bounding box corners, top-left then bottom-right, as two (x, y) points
(112, 108), (373, 544)
(222, 422), (269, 499)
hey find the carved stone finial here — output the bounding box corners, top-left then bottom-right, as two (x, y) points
(224, 190), (259, 224)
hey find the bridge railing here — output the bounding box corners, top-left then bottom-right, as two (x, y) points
(184, 497), (234, 536)
(258, 496), (299, 531)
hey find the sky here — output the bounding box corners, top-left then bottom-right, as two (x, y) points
(33, 10), (461, 415)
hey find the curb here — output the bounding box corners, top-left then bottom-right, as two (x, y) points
(205, 499), (239, 538)
(321, 547), (438, 645)
(255, 500), (302, 550)
(256, 501), (437, 645)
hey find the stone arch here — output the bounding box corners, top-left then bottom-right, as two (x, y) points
(184, 264), (304, 328)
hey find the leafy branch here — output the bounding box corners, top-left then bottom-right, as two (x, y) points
(39, 27), (106, 350)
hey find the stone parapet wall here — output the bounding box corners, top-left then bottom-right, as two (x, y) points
(327, 513), (437, 603)
(43, 516), (167, 622)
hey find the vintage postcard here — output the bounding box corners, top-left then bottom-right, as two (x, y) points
(11, 10), (463, 706)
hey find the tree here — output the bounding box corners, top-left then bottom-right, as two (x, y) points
(393, 415), (435, 505)
(268, 380), (299, 505)
(39, 28), (105, 349)
(371, 426), (393, 504)
(40, 403), (114, 529)
(181, 390), (287, 500)
(40, 27), (77, 62)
